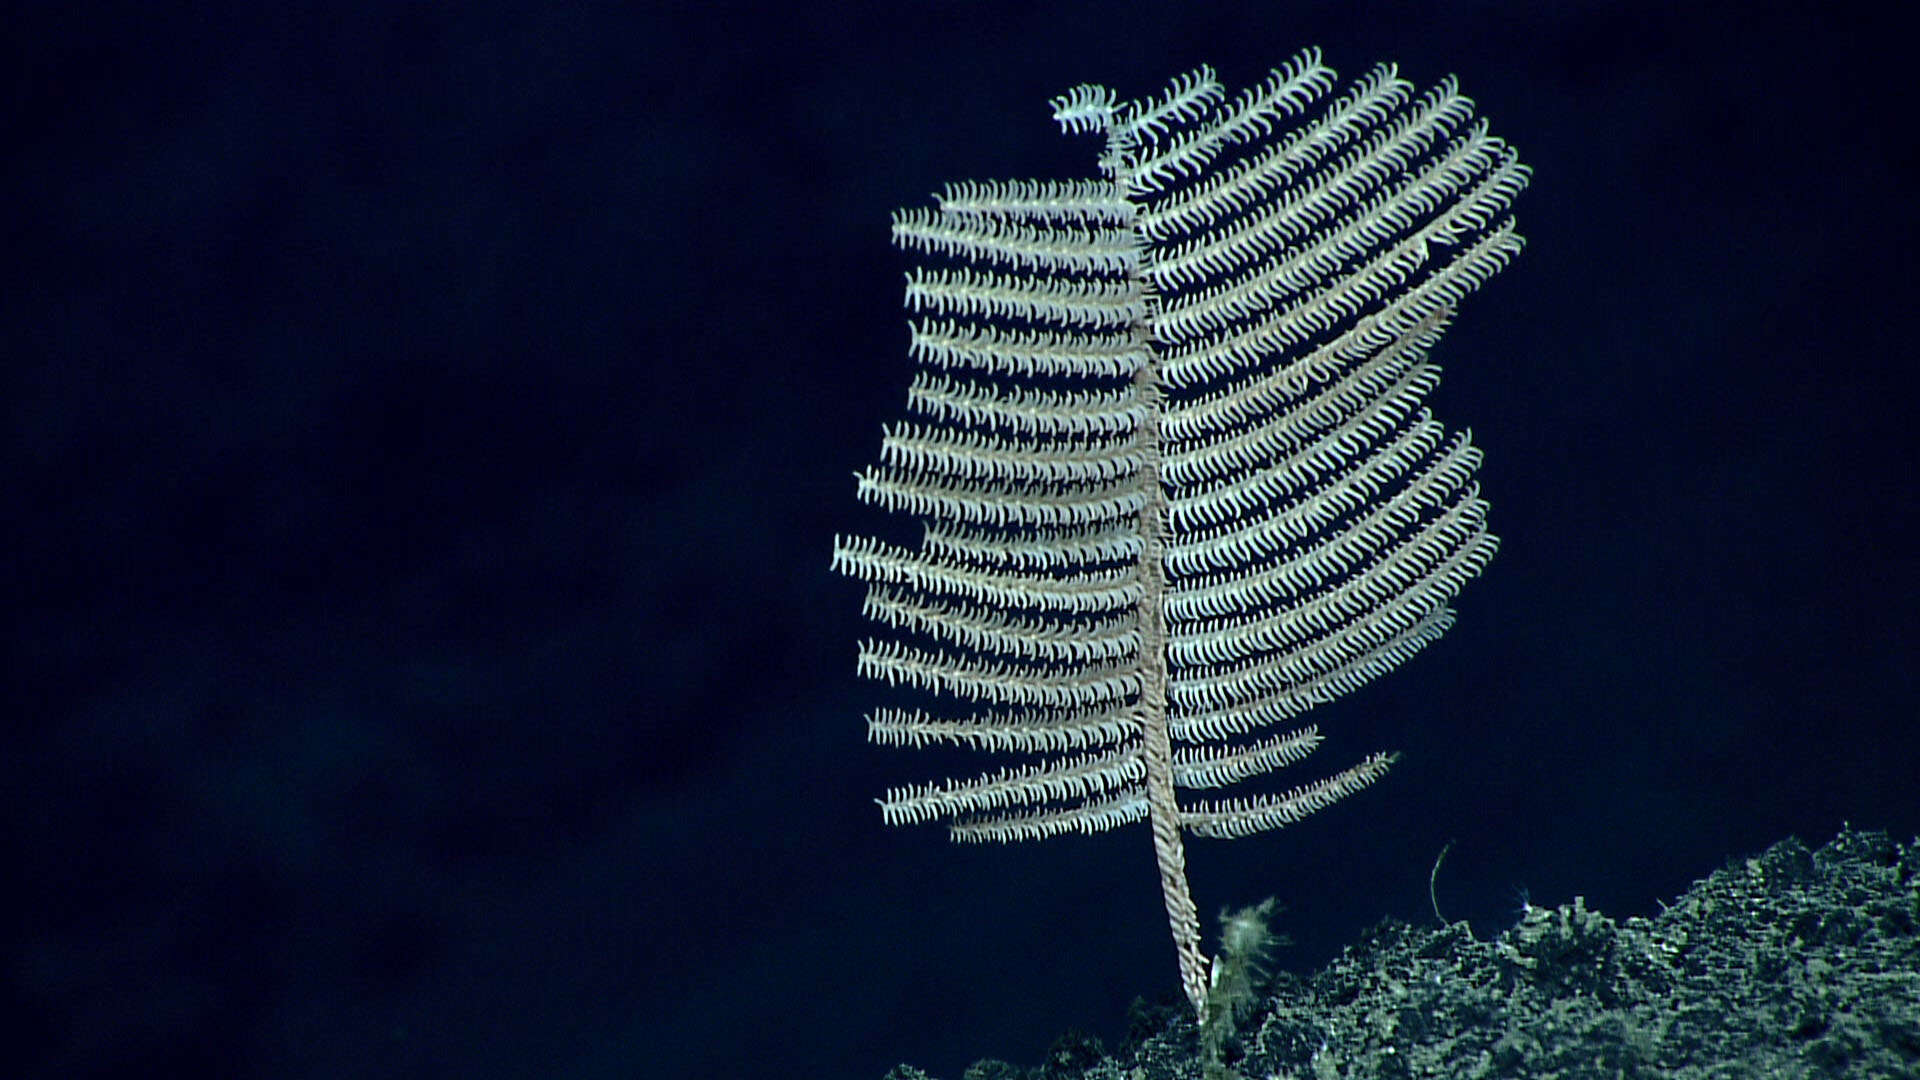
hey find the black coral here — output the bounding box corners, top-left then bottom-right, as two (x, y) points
(832, 48), (1527, 1014)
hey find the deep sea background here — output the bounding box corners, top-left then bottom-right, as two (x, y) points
(8, 2), (1915, 1078)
